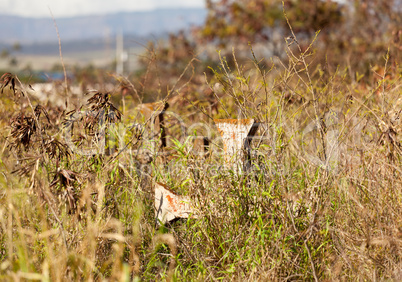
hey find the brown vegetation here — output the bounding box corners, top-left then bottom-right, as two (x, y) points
(0, 0), (401, 280)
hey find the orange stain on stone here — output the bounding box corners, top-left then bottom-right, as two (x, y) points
(165, 194), (185, 213)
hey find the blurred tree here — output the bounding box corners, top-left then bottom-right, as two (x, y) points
(134, 0), (400, 98)
(197, 0), (401, 75)
(199, 0), (343, 47)
(1, 49), (10, 58)
(139, 31), (196, 72)
(9, 57), (18, 67)
(330, 0), (401, 76)
(0, 42), (21, 68)
(135, 31), (199, 100)
(12, 42), (21, 52)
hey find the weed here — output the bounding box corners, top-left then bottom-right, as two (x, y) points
(0, 6), (401, 281)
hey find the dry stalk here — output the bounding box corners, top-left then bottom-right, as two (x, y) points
(48, 8), (69, 109)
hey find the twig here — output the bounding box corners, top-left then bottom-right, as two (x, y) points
(249, 43), (274, 124)
(304, 238), (319, 282)
(41, 187), (69, 250)
(48, 7), (69, 109)
(204, 72), (231, 118)
(283, 3), (327, 166)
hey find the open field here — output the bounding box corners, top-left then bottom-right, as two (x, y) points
(0, 54), (94, 72)
(0, 48), (143, 72)
(0, 1), (401, 280)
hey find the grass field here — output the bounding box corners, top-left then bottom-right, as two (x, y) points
(0, 16), (401, 281)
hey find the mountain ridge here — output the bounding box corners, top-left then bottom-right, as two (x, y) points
(0, 8), (207, 44)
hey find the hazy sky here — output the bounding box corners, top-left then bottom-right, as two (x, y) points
(0, 0), (206, 18)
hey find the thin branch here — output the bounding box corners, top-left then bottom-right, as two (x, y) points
(48, 7), (69, 109)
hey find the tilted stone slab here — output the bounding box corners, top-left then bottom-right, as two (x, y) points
(154, 182), (195, 225)
(214, 118), (259, 168)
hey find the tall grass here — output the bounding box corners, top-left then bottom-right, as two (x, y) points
(0, 29), (401, 281)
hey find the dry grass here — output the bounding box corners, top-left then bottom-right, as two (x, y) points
(0, 27), (401, 282)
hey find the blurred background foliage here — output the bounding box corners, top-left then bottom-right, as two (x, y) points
(204, 0), (400, 70)
(3, 0), (400, 99)
(131, 0), (401, 102)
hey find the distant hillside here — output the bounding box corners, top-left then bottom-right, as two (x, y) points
(14, 34), (157, 56)
(0, 8), (207, 44)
